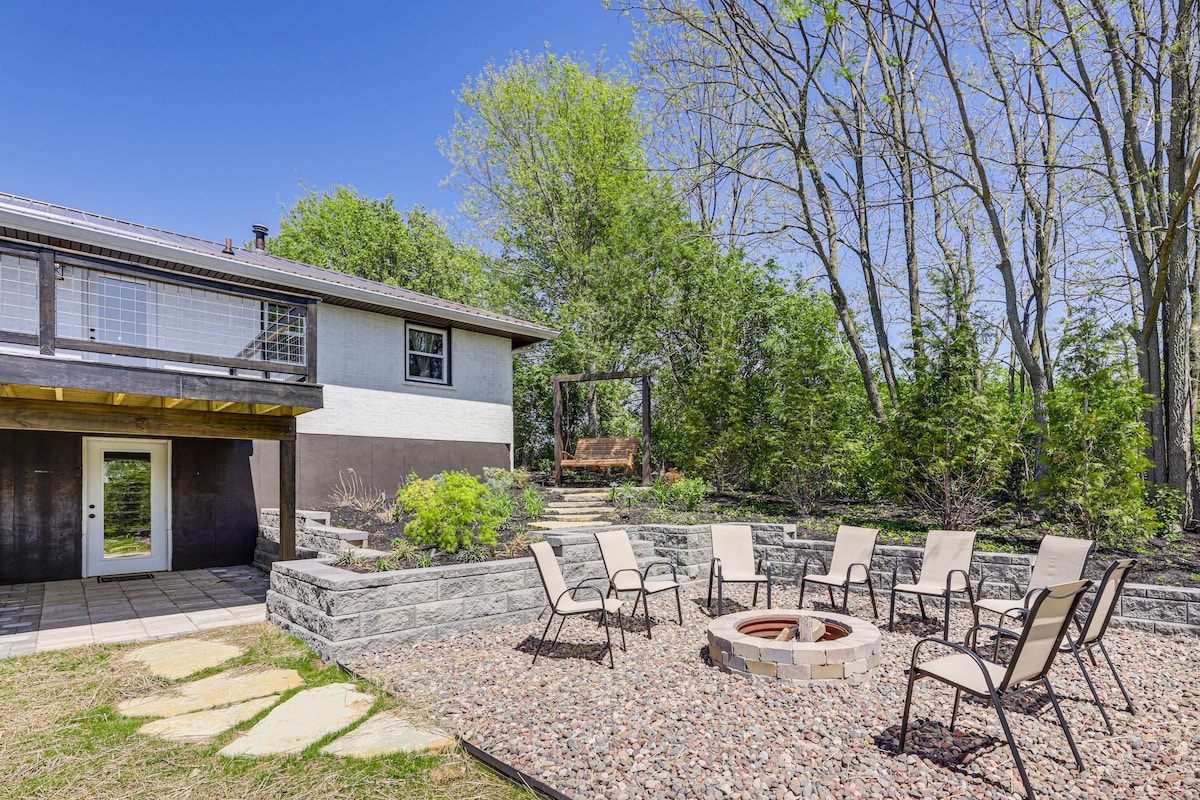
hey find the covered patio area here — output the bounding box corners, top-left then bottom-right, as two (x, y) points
(0, 565), (268, 658)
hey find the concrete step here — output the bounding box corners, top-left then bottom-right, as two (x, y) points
(528, 520), (615, 531)
(550, 492), (609, 502)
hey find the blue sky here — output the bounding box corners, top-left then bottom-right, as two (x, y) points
(0, 1), (634, 244)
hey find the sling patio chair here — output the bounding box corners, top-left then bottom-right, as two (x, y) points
(706, 523), (772, 616)
(898, 579), (1092, 800)
(889, 529), (977, 639)
(530, 540), (625, 669)
(974, 534), (1094, 626)
(797, 524), (879, 618)
(993, 558), (1138, 736)
(595, 528), (682, 639)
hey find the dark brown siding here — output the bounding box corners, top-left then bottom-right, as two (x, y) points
(0, 431), (83, 583)
(251, 434), (510, 509)
(171, 439), (259, 570)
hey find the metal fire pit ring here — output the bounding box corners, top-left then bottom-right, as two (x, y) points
(706, 609), (883, 683)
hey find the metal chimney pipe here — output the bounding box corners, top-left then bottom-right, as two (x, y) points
(252, 224), (269, 250)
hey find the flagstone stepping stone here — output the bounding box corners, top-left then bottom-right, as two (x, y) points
(121, 639), (245, 680)
(219, 683), (374, 757)
(320, 710), (454, 758)
(528, 520), (613, 530)
(117, 667), (303, 718)
(137, 696), (278, 742)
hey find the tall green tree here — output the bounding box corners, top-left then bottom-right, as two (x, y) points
(267, 185), (494, 307)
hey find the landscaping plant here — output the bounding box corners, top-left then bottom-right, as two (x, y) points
(396, 471), (501, 553)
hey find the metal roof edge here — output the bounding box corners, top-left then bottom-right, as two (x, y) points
(0, 204), (558, 343)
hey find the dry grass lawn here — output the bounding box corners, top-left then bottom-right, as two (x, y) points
(0, 623), (531, 800)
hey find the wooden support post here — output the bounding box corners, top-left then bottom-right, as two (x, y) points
(641, 376), (651, 486)
(278, 437), (297, 562)
(305, 300), (318, 384)
(552, 378), (564, 487)
(37, 251), (56, 356)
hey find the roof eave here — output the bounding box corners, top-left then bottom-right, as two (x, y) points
(0, 206), (558, 344)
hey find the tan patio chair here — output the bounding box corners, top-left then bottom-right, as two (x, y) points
(595, 529), (682, 639)
(974, 534), (1094, 626)
(530, 540), (625, 668)
(797, 525), (879, 618)
(888, 529), (976, 638)
(899, 580), (1092, 799)
(706, 524), (772, 616)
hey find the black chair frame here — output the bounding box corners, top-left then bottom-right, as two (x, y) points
(797, 553), (877, 617)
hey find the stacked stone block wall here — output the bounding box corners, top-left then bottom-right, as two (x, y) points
(265, 515), (1199, 664)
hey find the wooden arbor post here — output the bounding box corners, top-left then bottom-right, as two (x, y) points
(278, 437), (297, 561)
(551, 371), (651, 487)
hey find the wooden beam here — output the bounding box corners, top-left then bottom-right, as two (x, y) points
(551, 370), (641, 384)
(0, 384), (13, 397)
(0, 397), (297, 440)
(254, 404), (281, 415)
(163, 397), (184, 408)
(37, 250), (55, 356)
(552, 378), (564, 487)
(305, 300), (318, 384)
(113, 392), (126, 405)
(278, 437), (297, 561)
(211, 401), (235, 412)
(53, 387), (63, 401)
(0, 353), (323, 410)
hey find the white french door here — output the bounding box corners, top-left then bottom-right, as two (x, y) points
(83, 438), (170, 577)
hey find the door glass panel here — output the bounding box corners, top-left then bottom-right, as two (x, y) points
(102, 452), (153, 559)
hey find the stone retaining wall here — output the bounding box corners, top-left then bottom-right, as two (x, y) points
(266, 517), (1199, 664)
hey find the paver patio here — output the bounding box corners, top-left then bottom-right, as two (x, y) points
(0, 566), (268, 658)
(354, 583), (1200, 799)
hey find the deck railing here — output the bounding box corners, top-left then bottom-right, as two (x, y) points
(0, 242), (317, 383)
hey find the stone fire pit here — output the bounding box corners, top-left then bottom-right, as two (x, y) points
(706, 609), (882, 683)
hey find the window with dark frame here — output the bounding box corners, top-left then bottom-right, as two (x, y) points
(406, 322), (449, 384)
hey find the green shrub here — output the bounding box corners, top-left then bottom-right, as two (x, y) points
(1036, 310), (1155, 546)
(669, 476), (710, 511)
(522, 487), (546, 519)
(395, 471), (501, 553)
(484, 489), (515, 527)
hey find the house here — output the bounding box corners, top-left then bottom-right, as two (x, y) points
(0, 193), (554, 584)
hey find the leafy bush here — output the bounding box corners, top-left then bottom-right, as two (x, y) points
(669, 476), (711, 511)
(483, 467), (530, 495)
(1151, 486), (1186, 537)
(395, 471), (500, 553)
(484, 489), (515, 527)
(522, 487), (546, 519)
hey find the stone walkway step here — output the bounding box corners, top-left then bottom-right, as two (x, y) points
(117, 667), (303, 718)
(121, 639), (245, 680)
(541, 513), (611, 522)
(551, 492), (609, 501)
(545, 503), (614, 511)
(219, 682), (375, 757)
(321, 710), (454, 758)
(138, 696), (278, 742)
(528, 520), (614, 531)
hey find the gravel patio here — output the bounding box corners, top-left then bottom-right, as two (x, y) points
(353, 583), (1200, 800)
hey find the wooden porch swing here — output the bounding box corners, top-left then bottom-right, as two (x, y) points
(552, 371), (651, 487)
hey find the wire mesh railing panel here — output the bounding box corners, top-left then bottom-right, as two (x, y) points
(0, 251), (38, 335)
(55, 265), (307, 375)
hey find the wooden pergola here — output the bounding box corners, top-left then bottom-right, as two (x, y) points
(551, 371), (650, 487)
